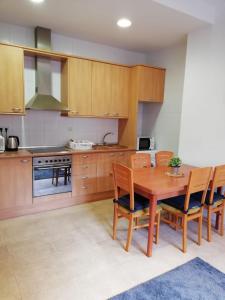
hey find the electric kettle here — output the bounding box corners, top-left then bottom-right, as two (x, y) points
(6, 136), (20, 151)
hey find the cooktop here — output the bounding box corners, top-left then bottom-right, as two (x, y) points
(27, 147), (69, 154)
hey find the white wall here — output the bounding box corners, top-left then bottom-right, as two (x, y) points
(179, 11), (225, 166)
(0, 22), (148, 147)
(143, 41), (187, 153)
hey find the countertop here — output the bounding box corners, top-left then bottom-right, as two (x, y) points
(0, 146), (135, 159)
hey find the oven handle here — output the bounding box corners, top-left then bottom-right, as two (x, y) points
(34, 165), (71, 171)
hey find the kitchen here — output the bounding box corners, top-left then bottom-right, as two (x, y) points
(0, 1), (225, 300)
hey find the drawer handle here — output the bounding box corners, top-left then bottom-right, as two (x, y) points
(82, 166), (88, 169)
(82, 155), (88, 158)
(21, 159), (29, 163)
(81, 186), (88, 189)
(12, 107), (21, 112)
(82, 176), (88, 179)
(104, 113), (109, 116)
(109, 153), (115, 156)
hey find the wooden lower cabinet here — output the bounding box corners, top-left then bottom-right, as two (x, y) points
(0, 157), (32, 210)
(71, 151), (134, 195)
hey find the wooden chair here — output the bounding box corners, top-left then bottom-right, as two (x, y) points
(160, 167), (212, 253)
(130, 153), (151, 169)
(112, 163), (161, 251)
(155, 151), (173, 167)
(204, 165), (225, 242)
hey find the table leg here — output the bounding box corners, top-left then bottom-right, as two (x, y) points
(147, 195), (157, 257)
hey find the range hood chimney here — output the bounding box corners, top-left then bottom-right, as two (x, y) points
(26, 27), (68, 111)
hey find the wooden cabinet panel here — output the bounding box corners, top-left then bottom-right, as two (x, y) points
(68, 58), (92, 116)
(92, 61), (112, 116)
(0, 44), (24, 114)
(72, 153), (98, 166)
(136, 66), (165, 102)
(72, 177), (97, 196)
(0, 157), (32, 210)
(111, 65), (130, 117)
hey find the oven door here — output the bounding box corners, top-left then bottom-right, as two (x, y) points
(33, 164), (72, 197)
(138, 138), (151, 150)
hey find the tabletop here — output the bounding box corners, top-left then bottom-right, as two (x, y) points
(133, 164), (195, 199)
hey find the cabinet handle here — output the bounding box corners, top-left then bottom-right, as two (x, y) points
(20, 159), (29, 163)
(82, 155), (88, 158)
(81, 186), (88, 189)
(82, 176), (88, 179)
(12, 108), (21, 112)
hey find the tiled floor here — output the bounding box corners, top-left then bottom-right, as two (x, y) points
(0, 199), (225, 300)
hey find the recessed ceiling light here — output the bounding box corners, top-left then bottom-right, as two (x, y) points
(30, 0), (45, 3)
(117, 18), (132, 28)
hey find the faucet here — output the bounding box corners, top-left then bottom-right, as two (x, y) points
(102, 132), (113, 145)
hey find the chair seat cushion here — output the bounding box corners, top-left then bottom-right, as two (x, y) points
(205, 191), (224, 206)
(161, 194), (202, 214)
(114, 193), (150, 212)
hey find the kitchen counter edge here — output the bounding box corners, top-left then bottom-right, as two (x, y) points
(0, 147), (136, 159)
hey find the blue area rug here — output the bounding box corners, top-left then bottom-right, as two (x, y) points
(110, 258), (225, 300)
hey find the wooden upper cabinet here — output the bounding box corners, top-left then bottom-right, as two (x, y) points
(92, 61), (112, 117)
(111, 65), (130, 117)
(65, 57), (92, 116)
(135, 65), (165, 102)
(0, 44), (24, 114)
(0, 157), (32, 210)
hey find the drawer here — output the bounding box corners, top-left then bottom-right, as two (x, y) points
(72, 177), (97, 196)
(72, 154), (98, 165)
(72, 163), (97, 176)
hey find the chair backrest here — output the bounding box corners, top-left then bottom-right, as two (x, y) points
(184, 167), (212, 212)
(155, 151), (174, 167)
(130, 153), (151, 169)
(209, 164), (225, 204)
(112, 163), (135, 210)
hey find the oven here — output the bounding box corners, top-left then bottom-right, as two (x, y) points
(32, 155), (72, 197)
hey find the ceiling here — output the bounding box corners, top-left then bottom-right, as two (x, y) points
(0, 0), (216, 52)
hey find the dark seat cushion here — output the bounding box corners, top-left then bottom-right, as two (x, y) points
(194, 191), (225, 206)
(161, 194), (202, 214)
(114, 193), (149, 212)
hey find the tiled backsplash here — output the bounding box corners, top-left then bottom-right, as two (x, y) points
(0, 111), (118, 147)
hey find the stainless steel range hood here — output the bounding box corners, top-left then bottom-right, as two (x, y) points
(26, 27), (68, 111)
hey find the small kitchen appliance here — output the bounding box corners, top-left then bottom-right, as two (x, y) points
(137, 136), (155, 151)
(6, 136), (20, 151)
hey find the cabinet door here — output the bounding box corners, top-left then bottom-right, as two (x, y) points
(0, 157), (32, 210)
(68, 58), (92, 116)
(111, 65), (130, 117)
(92, 61), (112, 117)
(137, 66), (165, 102)
(0, 44), (24, 114)
(97, 152), (117, 192)
(152, 68), (165, 102)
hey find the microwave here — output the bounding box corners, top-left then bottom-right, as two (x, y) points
(137, 137), (155, 151)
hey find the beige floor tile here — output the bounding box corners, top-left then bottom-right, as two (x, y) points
(0, 199), (224, 300)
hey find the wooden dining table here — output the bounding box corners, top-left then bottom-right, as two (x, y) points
(133, 164), (195, 257)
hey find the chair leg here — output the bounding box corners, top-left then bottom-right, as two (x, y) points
(182, 215), (187, 253)
(113, 204), (118, 240)
(135, 217), (139, 229)
(198, 211), (203, 246)
(220, 204), (224, 237)
(155, 211), (160, 244)
(207, 207), (212, 242)
(125, 215), (134, 252)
